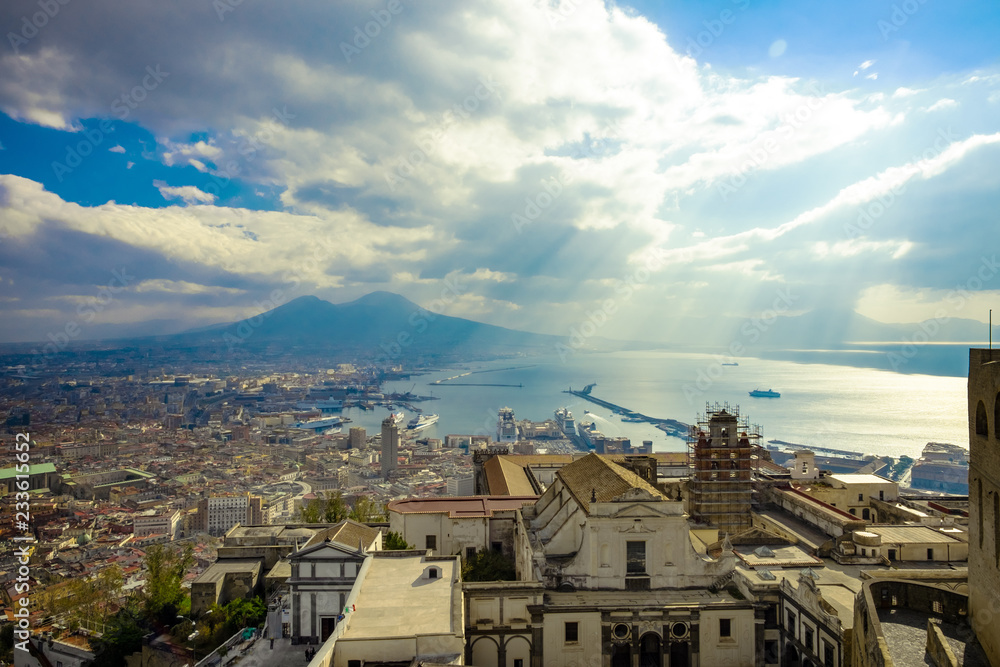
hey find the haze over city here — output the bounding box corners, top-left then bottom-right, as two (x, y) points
(0, 0), (998, 350)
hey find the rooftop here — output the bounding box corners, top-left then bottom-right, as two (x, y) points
(829, 473), (894, 486)
(387, 496), (537, 518)
(0, 462), (57, 479)
(303, 520), (380, 550)
(191, 560), (261, 584)
(340, 554), (457, 639)
(558, 453), (667, 514)
(867, 525), (965, 545)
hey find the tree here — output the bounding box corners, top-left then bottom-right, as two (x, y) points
(383, 531), (412, 550)
(298, 491), (349, 524)
(142, 543), (194, 625)
(91, 594), (145, 667)
(323, 491), (350, 523)
(461, 550), (516, 582)
(349, 495), (386, 523)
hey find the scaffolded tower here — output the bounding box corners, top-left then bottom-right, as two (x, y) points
(687, 402), (762, 536)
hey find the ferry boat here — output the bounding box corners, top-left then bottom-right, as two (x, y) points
(391, 411), (405, 425)
(296, 399), (343, 411)
(293, 416), (345, 431)
(407, 414), (439, 430)
(749, 388), (780, 398)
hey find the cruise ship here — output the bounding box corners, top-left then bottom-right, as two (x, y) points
(293, 416), (345, 431)
(407, 414), (439, 430)
(295, 399), (343, 412)
(554, 407), (576, 436)
(749, 388), (780, 398)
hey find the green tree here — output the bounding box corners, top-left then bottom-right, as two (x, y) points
(298, 491), (349, 524)
(143, 543), (194, 625)
(383, 531), (412, 550)
(91, 595), (146, 667)
(0, 622), (14, 665)
(323, 491), (350, 523)
(461, 550), (516, 582)
(349, 495), (385, 523)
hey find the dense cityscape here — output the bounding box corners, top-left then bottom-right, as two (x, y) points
(1, 344), (998, 666)
(2, 0), (1000, 666)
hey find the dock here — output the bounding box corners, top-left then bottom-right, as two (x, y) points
(430, 382), (523, 387)
(563, 388), (689, 438)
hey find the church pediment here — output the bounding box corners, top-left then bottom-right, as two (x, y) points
(610, 502), (669, 519)
(291, 541), (365, 561)
(611, 487), (663, 503)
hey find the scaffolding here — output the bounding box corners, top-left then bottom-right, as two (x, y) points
(687, 402), (762, 536)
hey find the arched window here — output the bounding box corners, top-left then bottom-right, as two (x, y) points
(995, 492), (1000, 567)
(976, 401), (989, 437)
(995, 392), (1000, 440)
(978, 478), (984, 548)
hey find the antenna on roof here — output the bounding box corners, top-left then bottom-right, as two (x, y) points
(991, 309), (993, 350)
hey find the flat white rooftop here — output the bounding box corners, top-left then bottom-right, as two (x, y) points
(829, 473), (892, 485)
(341, 554), (457, 639)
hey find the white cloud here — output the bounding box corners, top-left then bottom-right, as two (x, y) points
(923, 98), (958, 112)
(109, 145), (125, 153)
(153, 181), (217, 205)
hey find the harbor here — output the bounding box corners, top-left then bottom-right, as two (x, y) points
(563, 384), (689, 439)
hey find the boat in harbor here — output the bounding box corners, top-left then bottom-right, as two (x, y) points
(749, 388), (780, 398)
(391, 411), (405, 425)
(293, 416), (345, 431)
(407, 414), (439, 430)
(722, 362), (739, 366)
(295, 398), (343, 411)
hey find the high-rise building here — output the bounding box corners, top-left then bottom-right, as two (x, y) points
(350, 426), (366, 449)
(968, 347), (1000, 666)
(381, 416), (399, 480)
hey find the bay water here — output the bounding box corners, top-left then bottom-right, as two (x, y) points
(340, 349), (968, 460)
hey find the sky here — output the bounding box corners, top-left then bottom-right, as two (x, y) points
(0, 0), (999, 345)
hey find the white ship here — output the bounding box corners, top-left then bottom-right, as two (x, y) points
(296, 399), (343, 412)
(391, 411), (406, 425)
(407, 414), (439, 430)
(294, 416), (344, 432)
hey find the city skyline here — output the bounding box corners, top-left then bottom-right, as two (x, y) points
(1, 0), (999, 345)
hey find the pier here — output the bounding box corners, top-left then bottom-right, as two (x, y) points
(430, 382), (523, 387)
(563, 388), (689, 438)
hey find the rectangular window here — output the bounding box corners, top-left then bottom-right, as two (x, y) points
(879, 490), (885, 500)
(565, 621), (579, 643)
(765, 640), (779, 664)
(466, 546), (477, 559)
(858, 493), (864, 501)
(514, 661), (524, 667)
(804, 626), (814, 651)
(786, 611), (796, 636)
(719, 618), (731, 638)
(927, 548), (934, 560)
(425, 535), (437, 550)
(823, 640), (835, 667)
(626, 540), (646, 575)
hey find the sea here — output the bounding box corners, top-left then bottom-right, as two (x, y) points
(337, 348), (971, 461)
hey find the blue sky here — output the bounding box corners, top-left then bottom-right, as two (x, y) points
(0, 0), (998, 344)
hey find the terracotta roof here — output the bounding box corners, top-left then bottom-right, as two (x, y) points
(557, 453), (666, 514)
(387, 496), (537, 518)
(483, 456), (537, 496)
(303, 519), (380, 550)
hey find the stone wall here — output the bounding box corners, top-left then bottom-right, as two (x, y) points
(968, 348), (1000, 667)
